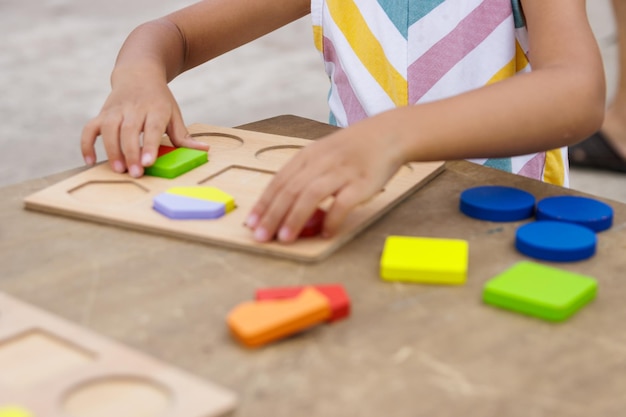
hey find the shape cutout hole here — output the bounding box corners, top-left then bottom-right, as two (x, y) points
(199, 166), (274, 205)
(0, 329), (95, 387)
(190, 132), (244, 152)
(255, 145), (303, 166)
(62, 376), (173, 417)
(69, 181), (149, 205)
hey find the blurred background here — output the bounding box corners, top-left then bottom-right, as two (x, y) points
(1, 0), (624, 202)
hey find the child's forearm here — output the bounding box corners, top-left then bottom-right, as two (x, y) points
(111, 0), (310, 87)
(374, 0), (606, 165)
(111, 19), (185, 87)
(84, 0), (310, 177)
(365, 65), (605, 165)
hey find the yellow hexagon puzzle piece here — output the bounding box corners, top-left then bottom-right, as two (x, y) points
(166, 186), (236, 213)
(380, 236), (468, 285)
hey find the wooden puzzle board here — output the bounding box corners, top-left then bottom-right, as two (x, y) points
(24, 124), (444, 262)
(0, 292), (237, 416)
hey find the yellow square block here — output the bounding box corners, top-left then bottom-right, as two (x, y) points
(166, 186), (236, 212)
(380, 236), (468, 285)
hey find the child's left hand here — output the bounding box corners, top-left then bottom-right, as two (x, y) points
(246, 122), (405, 243)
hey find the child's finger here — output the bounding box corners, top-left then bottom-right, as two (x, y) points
(176, 135), (211, 151)
(246, 155), (307, 230)
(120, 114), (144, 178)
(101, 113), (126, 174)
(251, 201), (288, 243)
(250, 169), (314, 242)
(250, 189), (297, 242)
(80, 117), (102, 166)
(141, 112), (170, 168)
(323, 182), (372, 238)
(276, 175), (345, 242)
(166, 109), (211, 151)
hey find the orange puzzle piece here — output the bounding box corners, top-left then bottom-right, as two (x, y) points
(227, 287), (331, 347)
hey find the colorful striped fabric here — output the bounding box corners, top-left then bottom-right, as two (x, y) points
(311, 0), (568, 186)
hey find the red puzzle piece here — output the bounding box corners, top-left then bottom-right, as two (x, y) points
(228, 288), (331, 348)
(157, 145), (177, 158)
(255, 284), (350, 323)
(299, 208), (326, 238)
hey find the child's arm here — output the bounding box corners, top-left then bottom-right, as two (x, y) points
(80, 0), (309, 177)
(247, 0), (605, 243)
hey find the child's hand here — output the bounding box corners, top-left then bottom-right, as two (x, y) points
(246, 124), (405, 243)
(80, 78), (209, 177)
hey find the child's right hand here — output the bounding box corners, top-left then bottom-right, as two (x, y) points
(79, 0), (309, 178)
(80, 75), (209, 178)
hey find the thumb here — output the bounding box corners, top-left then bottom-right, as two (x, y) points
(167, 110), (210, 151)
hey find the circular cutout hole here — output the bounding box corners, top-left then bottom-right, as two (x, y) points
(255, 145), (303, 166)
(190, 133), (244, 152)
(68, 181), (148, 205)
(62, 375), (173, 417)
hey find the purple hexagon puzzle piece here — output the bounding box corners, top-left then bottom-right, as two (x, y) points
(153, 192), (225, 219)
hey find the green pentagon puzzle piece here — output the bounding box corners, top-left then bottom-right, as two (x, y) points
(144, 148), (208, 179)
(483, 261), (597, 322)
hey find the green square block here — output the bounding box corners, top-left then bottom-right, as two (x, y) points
(380, 235), (468, 285)
(144, 148), (208, 179)
(483, 261), (597, 322)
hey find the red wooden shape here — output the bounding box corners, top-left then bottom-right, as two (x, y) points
(299, 208), (326, 238)
(255, 284), (350, 323)
(157, 145), (177, 158)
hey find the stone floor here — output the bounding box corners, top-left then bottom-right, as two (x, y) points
(2, 0), (624, 202)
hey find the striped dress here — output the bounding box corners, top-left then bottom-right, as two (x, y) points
(311, 0), (569, 186)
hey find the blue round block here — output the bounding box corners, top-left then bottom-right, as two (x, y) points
(515, 221), (597, 262)
(460, 186), (535, 222)
(536, 195), (613, 232)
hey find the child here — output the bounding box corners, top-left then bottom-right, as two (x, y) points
(81, 0), (605, 243)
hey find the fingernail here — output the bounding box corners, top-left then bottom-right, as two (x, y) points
(112, 160), (125, 173)
(254, 227), (270, 242)
(246, 213), (259, 228)
(278, 226), (292, 242)
(141, 153), (154, 166)
(129, 165), (142, 178)
(84, 156), (94, 166)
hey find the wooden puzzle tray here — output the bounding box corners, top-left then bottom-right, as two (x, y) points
(0, 292), (237, 416)
(23, 124), (445, 262)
